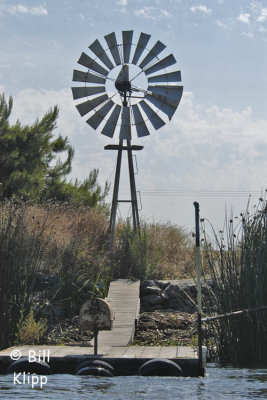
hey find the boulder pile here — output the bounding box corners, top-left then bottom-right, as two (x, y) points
(140, 279), (211, 313)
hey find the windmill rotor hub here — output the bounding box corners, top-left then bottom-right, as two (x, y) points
(115, 80), (132, 95)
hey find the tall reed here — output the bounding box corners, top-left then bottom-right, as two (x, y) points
(0, 200), (52, 348)
(202, 198), (267, 366)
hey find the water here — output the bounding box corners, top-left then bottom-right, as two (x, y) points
(0, 365), (266, 400)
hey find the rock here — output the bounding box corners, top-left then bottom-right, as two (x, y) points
(141, 294), (163, 306)
(33, 272), (59, 291)
(140, 280), (158, 296)
(163, 283), (181, 299)
(167, 299), (184, 310)
(143, 286), (162, 296)
(161, 291), (170, 301)
(154, 280), (170, 290)
(183, 304), (195, 314)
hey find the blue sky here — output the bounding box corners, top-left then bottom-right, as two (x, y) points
(1, 0), (267, 231)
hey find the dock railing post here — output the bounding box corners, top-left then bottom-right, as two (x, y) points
(193, 201), (203, 370)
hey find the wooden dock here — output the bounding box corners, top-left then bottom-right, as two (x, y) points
(0, 345), (200, 376)
(0, 279), (204, 376)
(95, 279), (140, 347)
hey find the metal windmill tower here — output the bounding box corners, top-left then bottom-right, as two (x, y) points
(72, 30), (183, 244)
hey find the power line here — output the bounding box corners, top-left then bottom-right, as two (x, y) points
(119, 189), (266, 197)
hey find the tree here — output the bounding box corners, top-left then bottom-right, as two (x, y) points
(0, 93), (108, 206)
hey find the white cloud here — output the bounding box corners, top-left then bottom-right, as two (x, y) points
(0, 3), (48, 16)
(216, 20), (227, 29)
(116, 0), (127, 5)
(190, 5), (212, 14)
(257, 7), (267, 22)
(134, 6), (171, 19)
(237, 13), (250, 24)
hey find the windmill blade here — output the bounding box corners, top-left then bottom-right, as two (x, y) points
(148, 85), (183, 101)
(101, 104), (121, 138)
(73, 69), (106, 84)
(104, 32), (121, 66)
(139, 41), (166, 70)
(89, 39), (114, 70)
(78, 52), (109, 76)
(139, 100), (166, 130)
(119, 106), (131, 140)
(132, 32), (151, 65)
(71, 86), (105, 100)
(76, 94), (109, 117)
(144, 54), (176, 75)
(122, 30), (133, 63)
(86, 100), (114, 130)
(145, 94), (177, 120)
(132, 105), (150, 137)
(148, 71), (181, 83)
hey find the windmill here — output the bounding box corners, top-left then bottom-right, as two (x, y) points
(72, 30), (183, 244)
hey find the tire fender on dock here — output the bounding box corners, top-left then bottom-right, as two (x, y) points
(138, 358), (183, 377)
(75, 366), (113, 377)
(7, 358), (52, 375)
(74, 360), (114, 375)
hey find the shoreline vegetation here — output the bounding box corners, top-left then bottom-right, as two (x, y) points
(0, 199), (266, 367)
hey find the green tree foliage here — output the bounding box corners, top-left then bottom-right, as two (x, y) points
(0, 93), (108, 206)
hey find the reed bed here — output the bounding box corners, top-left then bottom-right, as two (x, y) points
(202, 198), (267, 366)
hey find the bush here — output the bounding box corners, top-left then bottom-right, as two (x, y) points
(15, 309), (47, 345)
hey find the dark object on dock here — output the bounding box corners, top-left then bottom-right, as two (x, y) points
(7, 358), (52, 375)
(74, 359), (114, 375)
(138, 358), (183, 377)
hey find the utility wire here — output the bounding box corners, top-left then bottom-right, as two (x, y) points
(119, 189), (265, 197)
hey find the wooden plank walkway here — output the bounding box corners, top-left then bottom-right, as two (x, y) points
(0, 345), (197, 359)
(94, 279), (140, 347)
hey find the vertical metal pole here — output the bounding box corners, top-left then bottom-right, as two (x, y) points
(109, 140), (123, 246)
(127, 140), (140, 234)
(193, 201), (203, 370)
(94, 329), (98, 355)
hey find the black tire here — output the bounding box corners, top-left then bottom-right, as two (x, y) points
(74, 360), (114, 375)
(138, 358), (183, 377)
(7, 358), (52, 375)
(76, 366), (113, 377)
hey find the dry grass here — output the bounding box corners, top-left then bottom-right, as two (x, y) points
(23, 203), (109, 252)
(146, 222), (195, 279)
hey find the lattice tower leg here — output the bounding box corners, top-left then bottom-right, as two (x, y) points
(109, 140), (123, 246)
(127, 140), (140, 234)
